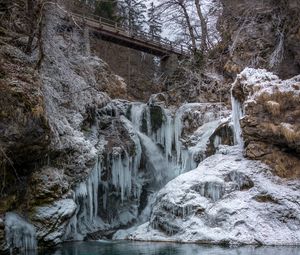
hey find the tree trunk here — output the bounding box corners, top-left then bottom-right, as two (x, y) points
(178, 2), (197, 53)
(195, 0), (208, 53)
(25, 0), (35, 54)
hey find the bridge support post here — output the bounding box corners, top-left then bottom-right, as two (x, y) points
(161, 54), (179, 77)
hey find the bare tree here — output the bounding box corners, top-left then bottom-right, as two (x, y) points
(194, 0), (208, 53)
(156, 0), (198, 53)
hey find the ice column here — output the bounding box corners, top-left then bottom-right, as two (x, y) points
(5, 212), (37, 252)
(65, 157), (103, 240)
(231, 93), (244, 146)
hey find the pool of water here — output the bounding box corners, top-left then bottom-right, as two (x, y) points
(37, 241), (300, 255)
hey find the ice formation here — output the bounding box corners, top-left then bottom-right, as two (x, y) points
(65, 101), (229, 241)
(129, 102), (227, 176)
(124, 146), (300, 245)
(64, 158), (105, 240)
(231, 94), (244, 146)
(5, 212), (37, 252)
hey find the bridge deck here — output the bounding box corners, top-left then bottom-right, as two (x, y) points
(71, 12), (190, 58)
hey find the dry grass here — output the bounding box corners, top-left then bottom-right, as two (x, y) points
(280, 123), (299, 143)
(265, 100), (281, 116)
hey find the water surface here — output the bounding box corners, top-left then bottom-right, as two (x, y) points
(37, 240), (300, 255)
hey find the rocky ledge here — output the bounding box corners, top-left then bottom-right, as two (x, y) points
(232, 68), (300, 178)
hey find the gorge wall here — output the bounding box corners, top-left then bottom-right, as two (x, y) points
(232, 68), (300, 178)
(219, 0), (300, 79)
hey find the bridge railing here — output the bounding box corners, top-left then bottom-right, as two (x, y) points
(71, 10), (190, 56)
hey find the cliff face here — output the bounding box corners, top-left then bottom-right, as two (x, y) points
(232, 68), (300, 178)
(219, 0), (300, 79)
(0, 5), (132, 249)
(0, 46), (51, 213)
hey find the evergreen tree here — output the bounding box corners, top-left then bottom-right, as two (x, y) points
(94, 0), (118, 21)
(147, 2), (162, 38)
(118, 0), (146, 32)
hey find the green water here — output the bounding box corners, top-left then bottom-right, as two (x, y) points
(38, 241), (300, 255)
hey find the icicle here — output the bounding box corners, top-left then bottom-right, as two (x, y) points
(111, 152), (132, 202)
(162, 109), (174, 160)
(130, 103), (146, 131)
(214, 135), (221, 148)
(5, 212), (37, 253)
(64, 157), (103, 241)
(174, 110), (183, 164)
(231, 93), (244, 146)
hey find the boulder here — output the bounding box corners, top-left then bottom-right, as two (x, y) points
(232, 68), (300, 178)
(31, 199), (76, 246)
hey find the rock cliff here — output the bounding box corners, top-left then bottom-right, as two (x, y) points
(219, 0), (300, 79)
(232, 68), (300, 178)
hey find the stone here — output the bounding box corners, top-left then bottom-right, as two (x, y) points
(232, 68), (300, 178)
(31, 199), (76, 246)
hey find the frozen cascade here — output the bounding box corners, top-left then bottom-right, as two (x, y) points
(130, 103), (147, 131)
(64, 157), (105, 240)
(129, 103), (195, 174)
(65, 101), (229, 242)
(138, 132), (167, 183)
(129, 102), (229, 176)
(111, 152), (132, 202)
(5, 212), (37, 252)
(231, 94), (244, 146)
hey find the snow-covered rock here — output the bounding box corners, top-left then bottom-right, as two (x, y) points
(31, 199), (76, 246)
(232, 68), (300, 178)
(122, 146), (300, 245)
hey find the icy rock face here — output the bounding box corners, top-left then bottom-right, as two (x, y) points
(1, 4), (132, 250)
(125, 146), (300, 245)
(232, 68), (300, 178)
(31, 199), (76, 246)
(29, 167), (69, 205)
(5, 212), (37, 252)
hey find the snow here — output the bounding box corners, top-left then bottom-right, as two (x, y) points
(118, 146), (300, 245)
(235, 68), (300, 103)
(32, 199), (76, 244)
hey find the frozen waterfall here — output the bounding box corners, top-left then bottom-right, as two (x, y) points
(5, 212), (37, 253)
(64, 101), (229, 241)
(231, 94), (244, 146)
(138, 132), (167, 184)
(64, 157), (105, 241)
(129, 103), (198, 175)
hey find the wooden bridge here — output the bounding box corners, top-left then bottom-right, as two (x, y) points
(71, 11), (190, 58)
